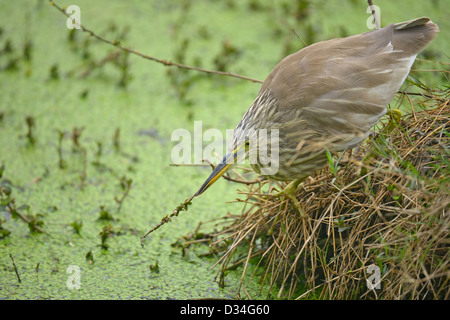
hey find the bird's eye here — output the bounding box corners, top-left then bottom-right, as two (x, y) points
(245, 141), (250, 147)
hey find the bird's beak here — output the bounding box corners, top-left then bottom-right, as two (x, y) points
(195, 144), (245, 196)
(195, 158), (233, 196)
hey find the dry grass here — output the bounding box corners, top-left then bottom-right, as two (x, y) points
(188, 86), (449, 300)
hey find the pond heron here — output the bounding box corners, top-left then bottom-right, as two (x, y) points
(195, 17), (439, 199)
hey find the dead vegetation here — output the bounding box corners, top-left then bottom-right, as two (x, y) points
(187, 86), (449, 299)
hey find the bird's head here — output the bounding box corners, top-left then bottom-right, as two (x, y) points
(195, 137), (251, 196)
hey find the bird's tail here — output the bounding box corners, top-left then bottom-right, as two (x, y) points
(392, 17), (439, 56)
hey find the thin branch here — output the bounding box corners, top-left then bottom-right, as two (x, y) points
(415, 58), (450, 66)
(367, 0), (380, 29)
(171, 161), (261, 185)
(114, 176), (132, 212)
(202, 159), (261, 185)
(290, 26), (308, 48)
(140, 193), (196, 247)
(169, 163), (211, 167)
(6, 200), (45, 234)
(48, 1), (263, 84)
(9, 254), (21, 283)
(411, 69), (450, 74)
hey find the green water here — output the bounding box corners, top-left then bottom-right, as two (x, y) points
(0, 0), (447, 299)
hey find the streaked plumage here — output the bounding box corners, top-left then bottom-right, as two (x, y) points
(196, 17), (439, 196)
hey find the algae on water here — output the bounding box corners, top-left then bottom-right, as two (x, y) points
(0, 0), (448, 299)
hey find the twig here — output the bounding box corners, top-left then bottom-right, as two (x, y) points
(290, 27), (308, 48)
(170, 161), (261, 185)
(202, 159), (261, 185)
(25, 116), (36, 145)
(79, 147), (87, 189)
(114, 176), (132, 212)
(415, 58), (450, 66)
(113, 127), (120, 152)
(9, 254), (21, 283)
(411, 69), (450, 74)
(6, 200), (45, 234)
(77, 50), (122, 78)
(140, 193), (196, 247)
(169, 163), (211, 167)
(367, 0), (380, 30)
(222, 174), (261, 185)
(56, 130), (67, 169)
(48, 1), (263, 84)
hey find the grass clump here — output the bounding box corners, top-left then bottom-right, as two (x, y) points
(191, 86), (449, 300)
